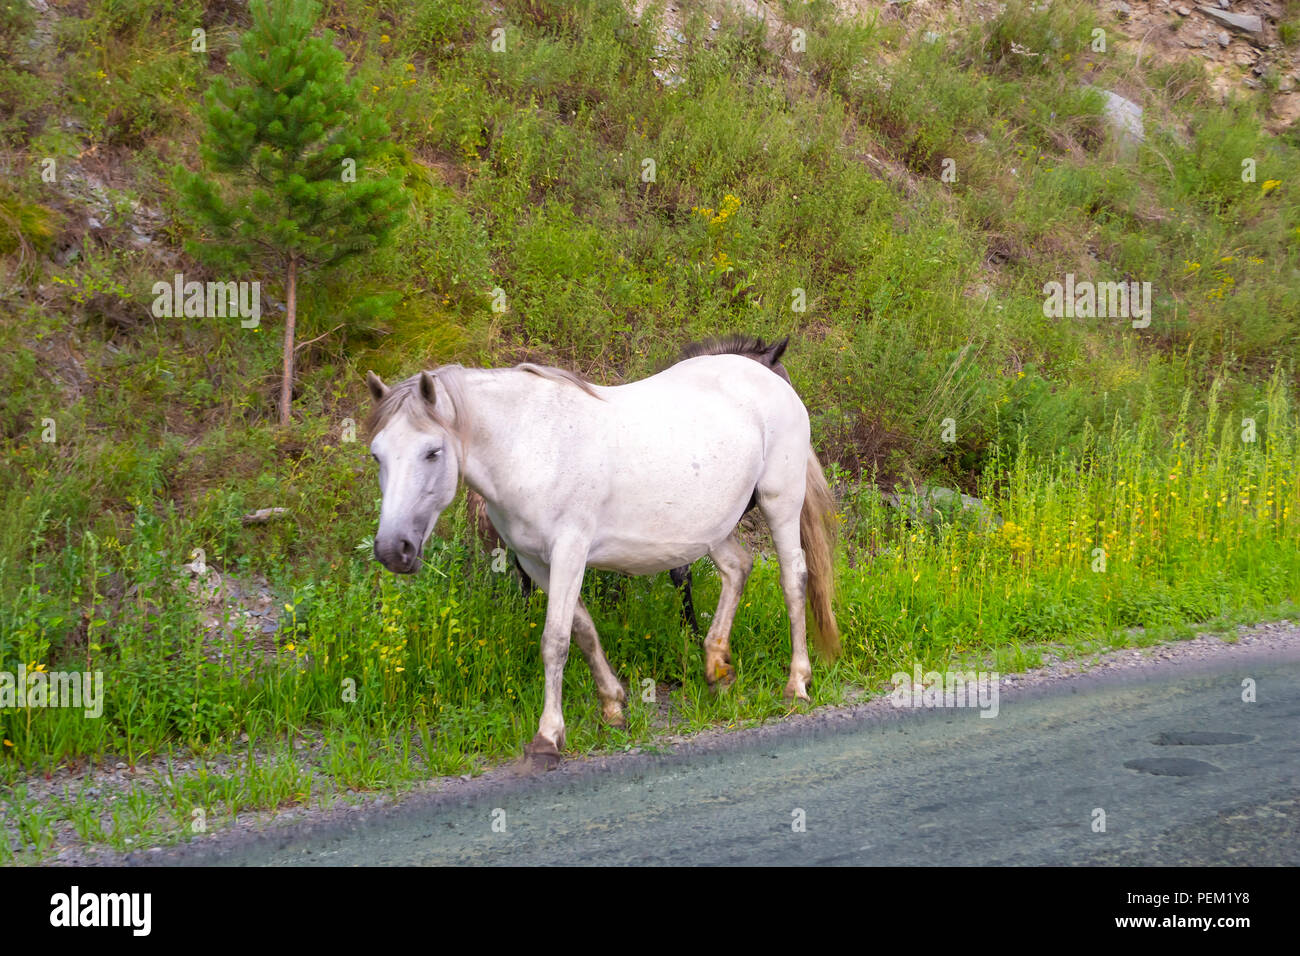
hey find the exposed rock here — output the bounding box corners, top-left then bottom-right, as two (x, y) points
(1095, 88), (1145, 149)
(885, 484), (1002, 530)
(241, 507), (291, 525)
(1198, 6), (1265, 43)
(177, 562), (286, 662)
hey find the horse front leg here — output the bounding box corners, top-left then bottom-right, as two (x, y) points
(519, 541), (587, 770)
(519, 552), (626, 730)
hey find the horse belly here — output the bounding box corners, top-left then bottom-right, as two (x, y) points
(587, 430), (760, 574)
(585, 538), (712, 575)
(584, 495), (743, 573)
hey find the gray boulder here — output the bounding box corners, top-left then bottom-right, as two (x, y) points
(1198, 6), (1265, 44)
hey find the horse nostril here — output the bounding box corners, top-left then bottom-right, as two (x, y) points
(398, 537), (415, 562)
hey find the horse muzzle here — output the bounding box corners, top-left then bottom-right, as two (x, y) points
(374, 533), (423, 574)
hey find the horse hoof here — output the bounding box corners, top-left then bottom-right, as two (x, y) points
(522, 734), (562, 772)
(602, 702), (627, 728)
(707, 661), (735, 690)
(783, 684), (810, 703)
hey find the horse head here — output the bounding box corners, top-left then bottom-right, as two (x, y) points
(365, 369), (463, 573)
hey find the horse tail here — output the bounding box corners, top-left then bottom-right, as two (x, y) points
(800, 448), (841, 659)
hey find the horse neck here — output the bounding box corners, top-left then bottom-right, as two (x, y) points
(445, 367), (516, 504)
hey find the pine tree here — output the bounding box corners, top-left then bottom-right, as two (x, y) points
(178, 0), (405, 426)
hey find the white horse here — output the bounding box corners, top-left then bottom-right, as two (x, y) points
(365, 352), (839, 768)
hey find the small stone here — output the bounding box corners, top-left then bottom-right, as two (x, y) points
(1217, 31), (1231, 46)
(1243, 77), (1261, 89)
(1176, 4), (1191, 14)
(1116, 1), (1132, 17)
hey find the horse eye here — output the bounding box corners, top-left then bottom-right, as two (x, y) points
(426, 449), (440, 461)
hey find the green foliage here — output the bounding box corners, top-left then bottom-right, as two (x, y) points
(404, 0), (483, 56)
(176, 0), (405, 273)
(0, 187), (57, 258)
(0, 0), (33, 55)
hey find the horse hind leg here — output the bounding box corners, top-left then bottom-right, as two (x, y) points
(758, 492), (812, 702)
(572, 600), (627, 727)
(703, 533), (752, 689)
(669, 564), (700, 636)
(512, 556), (535, 598)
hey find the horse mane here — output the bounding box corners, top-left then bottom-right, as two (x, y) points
(515, 362), (602, 399)
(365, 361), (601, 444)
(365, 365), (473, 448)
(677, 334), (793, 385)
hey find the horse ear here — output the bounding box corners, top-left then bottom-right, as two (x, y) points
(767, 336), (789, 366)
(418, 371), (438, 407)
(366, 371), (388, 402)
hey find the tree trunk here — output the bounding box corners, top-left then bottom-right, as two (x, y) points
(279, 256), (297, 428)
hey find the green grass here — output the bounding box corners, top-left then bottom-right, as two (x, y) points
(1, 0), (1299, 857)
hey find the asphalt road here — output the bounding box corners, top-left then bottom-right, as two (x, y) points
(162, 641), (1300, 866)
